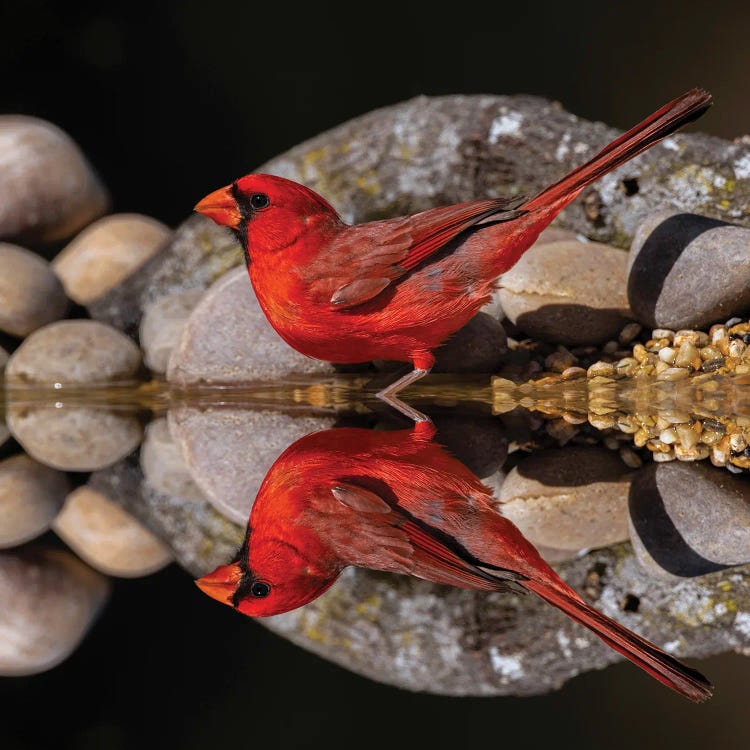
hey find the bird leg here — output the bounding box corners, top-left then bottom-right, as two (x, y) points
(376, 368), (431, 423)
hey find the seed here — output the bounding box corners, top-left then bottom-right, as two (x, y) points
(674, 330), (709, 347)
(633, 344), (649, 363)
(617, 417), (639, 434)
(729, 339), (746, 359)
(589, 416), (616, 431)
(700, 429), (723, 446)
(657, 367), (689, 381)
(587, 361), (616, 378)
(730, 433), (747, 453)
(634, 428), (649, 448)
(659, 428), (678, 444)
(658, 347), (677, 364)
(653, 450), (676, 463)
(676, 423), (699, 449)
(674, 341), (699, 368)
(652, 328), (675, 341)
(675, 444), (710, 461)
(702, 357), (725, 372)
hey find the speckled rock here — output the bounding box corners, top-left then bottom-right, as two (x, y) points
(629, 462), (750, 580)
(5, 320), (142, 470)
(167, 267), (334, 384)
(168, 408), (335, 524)
(433, 314), (507, 373)
(139, 289), (204, 374)
(90, 94), (750, 342)
(627, 211), (750, 329)
(0, 547), (110, 676)
(89, 214), (242, 338)
(53, 486), (172, 578)
(498, 447), (632, 550)
(0, 455), (69, 548)
(497, 241), (632, 345)
(90, 453), (243, 576)
(0, 116), (109, 243)
(140, 417), (204, 500)
(53, 214), (172, 305)
(0, 243), (68, 337)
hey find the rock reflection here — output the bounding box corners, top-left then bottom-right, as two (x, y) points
(1, 371), (750, 688)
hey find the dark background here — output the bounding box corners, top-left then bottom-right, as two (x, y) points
(2, 1), (749, 748)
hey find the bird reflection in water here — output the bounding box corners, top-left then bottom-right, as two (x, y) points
(196, 422), (712, 702)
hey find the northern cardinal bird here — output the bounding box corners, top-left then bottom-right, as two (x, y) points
(197, 423), (712, 702)
(195, 90), (711, 421)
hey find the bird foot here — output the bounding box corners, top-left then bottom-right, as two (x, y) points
(376, 368), (431, 423)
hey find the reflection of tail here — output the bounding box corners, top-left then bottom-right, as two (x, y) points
(524, 579), (713, 702)
(523, 88), (713, 213)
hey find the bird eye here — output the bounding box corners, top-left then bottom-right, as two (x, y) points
(250, 580), (271, 597)
(250, 193), (270, 210)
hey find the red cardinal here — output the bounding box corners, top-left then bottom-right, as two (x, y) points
(196, 90), (712, 421)
(197, 423), (712, 702)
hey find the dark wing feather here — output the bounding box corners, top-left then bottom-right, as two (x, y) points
(303, 197), (525, 309)
(318, 481), (525, 593)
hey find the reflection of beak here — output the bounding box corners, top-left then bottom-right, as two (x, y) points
(194, 185), (241, 229)
(195, 563), (242, 607)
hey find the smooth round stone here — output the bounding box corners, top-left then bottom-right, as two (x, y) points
(139, 289), (204, 374)
(168, 267), (334, 384)
(627, 211), (750, 329)
(53, 214), (172, 305)
(168, 408), (335, 524)
(0, 455), (70, 548)
(53, 487), (172, 578)
(0, 116), (109, 243)
(628, 462), (750, 579)
(482, 226), (577, 319)
(498, 446), (632, 551)
(0, 345), (8, 448)
(5, 319), (142, 383)
(0, 547), (110, 676)
(0, 243), (68, 337)
(433, 314), (507, 373)
(140, 418), (204, 500)
(497, 240), (632, 345)
(5, 320), (143, 470)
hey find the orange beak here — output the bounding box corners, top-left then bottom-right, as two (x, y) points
(194, 185), (241, 228)
(195, 562), (242, 607)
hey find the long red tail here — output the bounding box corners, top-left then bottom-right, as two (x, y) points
(524, 579), (713, 702)
(523, 88), (713, 213)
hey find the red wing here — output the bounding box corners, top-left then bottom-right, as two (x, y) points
(319, 480), (524, 593)
(304, 197), (525, 309)
(398, 519), (525, 593)
(396, 197), (526, 273)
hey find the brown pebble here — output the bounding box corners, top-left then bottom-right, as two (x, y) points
(53, 486), (173, 578)
(0, 547), (110, 675)
(0, 455), (70, 548)
(0, 116), (109, 243)
(53, 214), (171, 305)
(0, 243), (69, 337)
